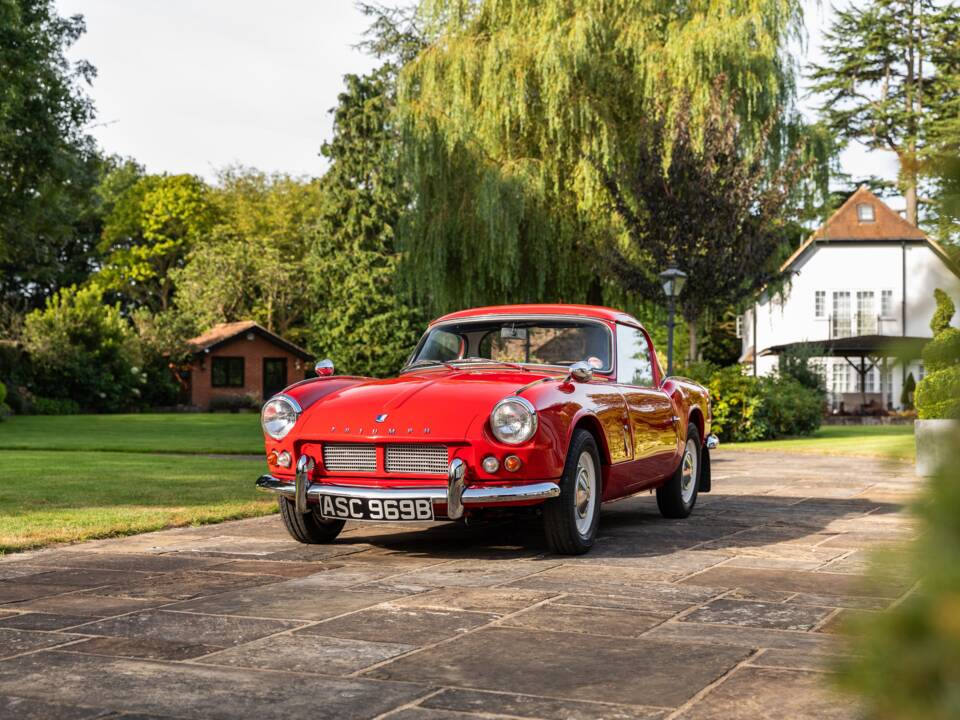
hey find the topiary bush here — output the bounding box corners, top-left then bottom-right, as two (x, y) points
(917, 289), (960, 420)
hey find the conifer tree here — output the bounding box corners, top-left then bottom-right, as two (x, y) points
(809, 0), (960, 226)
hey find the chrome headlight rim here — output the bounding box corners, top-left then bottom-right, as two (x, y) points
(261, 393), (302, 440)
(490, 396), (538, 445)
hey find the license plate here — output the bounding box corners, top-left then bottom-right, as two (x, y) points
(317, 494), (435, 522)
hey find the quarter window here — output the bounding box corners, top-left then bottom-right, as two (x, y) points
(212, 357), (244, 387)
(616, 324), (655, 386)
(857, 203), (875, 222)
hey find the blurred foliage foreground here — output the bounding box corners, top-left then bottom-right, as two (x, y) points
(838, 429), (960, 718)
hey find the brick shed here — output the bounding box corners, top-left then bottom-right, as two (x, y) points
(184, 321), (313, 410)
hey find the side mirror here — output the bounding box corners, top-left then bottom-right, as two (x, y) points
(315, 359), (335, 377)
(567, 361), (594, 383)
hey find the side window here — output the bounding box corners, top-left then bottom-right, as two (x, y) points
(616, 324), (654, 386)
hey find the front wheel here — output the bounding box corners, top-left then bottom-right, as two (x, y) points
(656, 423), (701, 519)
(543, 429), (602, 555)
(278, 497), (345, 544)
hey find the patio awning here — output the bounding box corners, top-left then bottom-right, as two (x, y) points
(759, 335), (928, 361)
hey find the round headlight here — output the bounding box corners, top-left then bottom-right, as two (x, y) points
(490, 397), (538, 445)
(261, 395), (301, 440)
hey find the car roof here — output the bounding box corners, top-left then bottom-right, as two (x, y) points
(432, 304), (643, 328)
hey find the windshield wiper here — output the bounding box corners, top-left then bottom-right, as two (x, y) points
(456, 357), (525, 371)
(404, 358), (456, 371)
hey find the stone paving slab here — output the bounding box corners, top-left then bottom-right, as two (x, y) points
(0, 451), (919, 718)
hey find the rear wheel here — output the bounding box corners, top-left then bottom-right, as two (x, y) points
(278, 497), (345, 543)
(543, 429), (602, 555)
(656, 423), (701, 519)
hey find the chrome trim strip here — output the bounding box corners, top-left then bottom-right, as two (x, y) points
(705, 434), (720, 450)
(255, 475), (560, 515)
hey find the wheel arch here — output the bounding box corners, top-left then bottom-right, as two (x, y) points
(688, 406), (705, 443)
(570, 413), (611, 468)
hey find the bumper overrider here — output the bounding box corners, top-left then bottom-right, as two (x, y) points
(256, 456), (561, 520)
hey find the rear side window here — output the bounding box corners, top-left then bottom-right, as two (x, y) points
(616, 324), (654, 386)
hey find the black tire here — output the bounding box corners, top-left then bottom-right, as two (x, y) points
(278, 497), (346, 544)
(657, 423), (701, 519)
(544, 429), (602, 555)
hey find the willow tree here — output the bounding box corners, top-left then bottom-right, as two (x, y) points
(397, 0), (805, 314)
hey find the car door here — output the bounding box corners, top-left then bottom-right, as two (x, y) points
(614, 323), (680, 489)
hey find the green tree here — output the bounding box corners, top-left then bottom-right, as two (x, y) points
(309, 67), (425, 377)
(94, 173), (215, 311)
(397, 0), (808, 314)
(599, 88), (808, 361)
(809, 0), (960, 226)
(172, 169), (323, 343)
(21, 284), (144, 412)
(0, 0), (103, 313)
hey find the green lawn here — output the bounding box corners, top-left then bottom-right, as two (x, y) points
(0, 413), (271, 554)
(724, 424), (916, 462)
(0, 413), (263, 454)
(0, 451), (273, 554)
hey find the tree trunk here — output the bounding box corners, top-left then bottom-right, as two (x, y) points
(905, 178), (919, 227)
(688, 321), (699, 366)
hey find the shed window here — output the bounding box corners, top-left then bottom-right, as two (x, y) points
(856, 203), (875, 222)
(212, 357), (244, 387)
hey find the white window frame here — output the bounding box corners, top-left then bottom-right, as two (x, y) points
(814, 290), (826, 319)
(857, 203), (875, 222)
(880, 289), (895, 318)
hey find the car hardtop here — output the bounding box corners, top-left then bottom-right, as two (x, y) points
(431, 303), (644, 329)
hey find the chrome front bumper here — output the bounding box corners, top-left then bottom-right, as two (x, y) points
(256, 455), (560, 520)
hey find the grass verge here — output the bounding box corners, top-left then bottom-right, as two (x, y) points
(724, 424), (916, 462)
(0, 450), (274, 554)
(0, 413), (263, 454)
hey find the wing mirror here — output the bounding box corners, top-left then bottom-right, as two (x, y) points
(315, 359), (335, 377)
(567, 361), (594, 383)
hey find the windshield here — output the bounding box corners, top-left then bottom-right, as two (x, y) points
(407, 317), (613, 372)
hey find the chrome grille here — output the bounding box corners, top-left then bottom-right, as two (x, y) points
(385, 444), (448, 475)
(323, 443), (376, 472)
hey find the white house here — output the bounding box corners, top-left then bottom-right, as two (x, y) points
(739, 186), (960, 412)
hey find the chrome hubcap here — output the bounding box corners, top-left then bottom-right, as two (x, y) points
(680, 438), (698, 504)
(574, 451), (597, 536)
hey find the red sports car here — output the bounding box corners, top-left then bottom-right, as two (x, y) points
(257, 304), (717, 555)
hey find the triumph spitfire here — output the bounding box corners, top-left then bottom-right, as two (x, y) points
(256, 304), (718, 555)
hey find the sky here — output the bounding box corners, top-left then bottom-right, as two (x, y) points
(56, 0), (903, 209)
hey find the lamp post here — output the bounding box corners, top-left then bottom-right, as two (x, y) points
(659, 263), (687, 377)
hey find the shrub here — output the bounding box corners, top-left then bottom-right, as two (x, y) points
(0, 381), (8, 419)
(706, 366), (771, 442)
(917, 289), (960, 419)
(901, 372), (917, 409)
(707, 365), (822, 442)
(760, 376), (823, 437)
(209, 394), (259, 412)
(32, 396), (81, 415)
(21, 285), (144, 413)
(777, 345), (826, 395)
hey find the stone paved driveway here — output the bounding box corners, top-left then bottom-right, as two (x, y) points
(0, 451), (918, 719)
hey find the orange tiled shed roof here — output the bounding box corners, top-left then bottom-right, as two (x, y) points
(186, 321), (312, 360)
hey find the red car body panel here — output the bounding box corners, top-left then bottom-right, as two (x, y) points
(262, 304), (711, 509)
